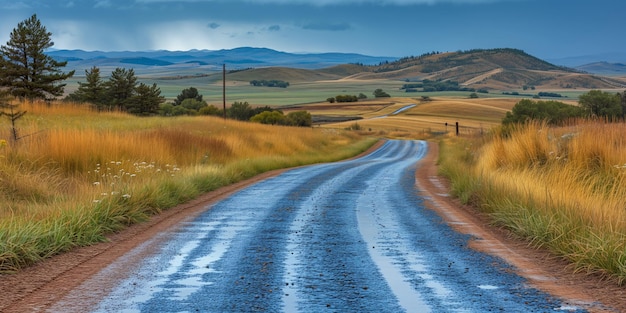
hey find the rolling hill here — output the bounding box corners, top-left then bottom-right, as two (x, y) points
(331, 49), (626, 90)
(240, 49), (626, 90)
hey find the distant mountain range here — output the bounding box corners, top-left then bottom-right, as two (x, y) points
(575, 62), (626, 75)
(546, 53), (626, 75)
(47, 47), (397, 74)
(48, 47), (626, 77)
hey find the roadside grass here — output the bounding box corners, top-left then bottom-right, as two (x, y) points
(0, 100), (375, 272)
(438, 120), (626, 284)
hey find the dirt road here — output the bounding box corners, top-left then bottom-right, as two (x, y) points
(1, 140), (623, 312)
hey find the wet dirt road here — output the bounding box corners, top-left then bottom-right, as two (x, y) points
(49, 140), (586, 313)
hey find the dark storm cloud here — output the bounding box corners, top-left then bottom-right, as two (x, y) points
(0, 0), (623, 59)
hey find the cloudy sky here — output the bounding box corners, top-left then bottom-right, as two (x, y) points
(0, 0), (623, 60)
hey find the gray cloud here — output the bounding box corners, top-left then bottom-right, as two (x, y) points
(208, 22), (221, 29)
(268, 25), (280, 31)
(302, 22), (351, 31)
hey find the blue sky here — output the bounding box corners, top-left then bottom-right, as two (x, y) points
(0, 0), (624, 60)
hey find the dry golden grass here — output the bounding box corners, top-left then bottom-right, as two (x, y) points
(441, 120), (626, 283)
(301, 97), (514, 138)
(413, 98), (513, 117)
(0, 100), (374, 272)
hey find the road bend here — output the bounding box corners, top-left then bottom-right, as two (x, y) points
(50, 140), (586, 313)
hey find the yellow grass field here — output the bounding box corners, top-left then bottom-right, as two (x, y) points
(0, 100), (375, 272)
(289, 97), (517, 137)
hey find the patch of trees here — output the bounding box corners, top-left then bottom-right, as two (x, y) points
(537, 92), (563, 98)
(502, 91), (535, 97)
(67, 66), (165, 115)
(159, 87), (223, 116)
(502, 91), (564, 99)
(328, 93), (368, 103)
(335, 95), (359, 102)
(227, 102), (266, 121)
(251, 110), (312, 127)
(579, 90), (623, 120)
(502, 99), (584, 126)
(249, 80), (290, 88)
(401, 80), (480, 93)
(502, 90), (626, 125)
(373, 89), (390, 98)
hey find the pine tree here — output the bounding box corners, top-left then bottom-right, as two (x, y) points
(105, 68), (137, 111)
(68, 66), (106, 109)
(127, 83), (165, 116)
(0, 14), (74, 101)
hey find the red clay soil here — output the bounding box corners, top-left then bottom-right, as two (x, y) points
(0, 141), (625, 313)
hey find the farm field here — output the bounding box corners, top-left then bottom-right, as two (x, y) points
(289, 96), (518, 137)
(65, 68), (591, 107)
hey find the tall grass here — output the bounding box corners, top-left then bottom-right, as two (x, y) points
(0, 100), (375, 272)
(439, 120), (626, 284)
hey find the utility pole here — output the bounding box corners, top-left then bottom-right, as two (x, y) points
(222, 64), (226, 119)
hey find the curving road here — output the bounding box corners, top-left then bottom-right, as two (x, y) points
(51, 140), (586, 313)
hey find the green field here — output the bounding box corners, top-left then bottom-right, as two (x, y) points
(66, 73), (588, 107)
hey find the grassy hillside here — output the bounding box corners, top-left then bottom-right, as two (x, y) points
(351, 49), (626, 90)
